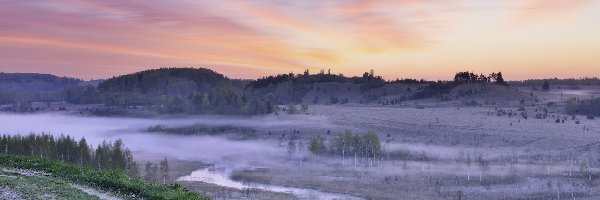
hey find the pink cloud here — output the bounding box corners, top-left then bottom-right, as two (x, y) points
(513, 0), (592, 24)
(0, 0), (598, 80)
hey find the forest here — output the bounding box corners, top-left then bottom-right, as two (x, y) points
(0, 133), (138, 176)
(4, 67), (599, 117)
(0, 73), (82, 104)
(308, 131), (382, 165)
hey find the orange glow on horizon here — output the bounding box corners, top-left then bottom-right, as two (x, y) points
(0, 0), (598, 80)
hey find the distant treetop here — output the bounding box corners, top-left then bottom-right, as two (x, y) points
(247, 69), (386, 88)
(453, 71), (507, 86)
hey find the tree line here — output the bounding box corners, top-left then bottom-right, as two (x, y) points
(2, 68), (521, 115)
(0, 133), (138, 176)
(246, 69), (386, 105)
(309, 131), (382, 166)
(409, 71), (508, 100)
(247, 69), (386, 89)
(509, 77), (600, 87)
(453, 71), (507, 85)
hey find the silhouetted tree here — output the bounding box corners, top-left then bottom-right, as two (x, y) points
(495, 72), (507, 85)
(542, 81), (550, 91)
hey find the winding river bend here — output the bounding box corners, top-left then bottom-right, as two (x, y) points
(178, 167), (364, 200)
(0, 113), (363, 200)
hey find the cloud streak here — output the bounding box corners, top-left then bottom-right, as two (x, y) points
(0, 0), (598, 80)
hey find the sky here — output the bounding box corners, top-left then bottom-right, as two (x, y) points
(0, 0), (599, 80)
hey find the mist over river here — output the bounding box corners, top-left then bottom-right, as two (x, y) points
(0, 113), (364, 199)
(0, 113), (300, 164)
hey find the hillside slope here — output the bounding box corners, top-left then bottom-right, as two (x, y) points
(0, 73), (81, 92)
(0, 154), (210, 200)
(98, 68), (235, 95)
(0, 73), (81, 104)
(67, 68), (272, 115)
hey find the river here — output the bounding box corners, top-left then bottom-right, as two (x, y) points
(0, 113), (362, 200)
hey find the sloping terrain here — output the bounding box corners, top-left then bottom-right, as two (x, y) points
(0, 168), (118, 200)
(0, 154), (210, 200)
(0, 73), (81, 104)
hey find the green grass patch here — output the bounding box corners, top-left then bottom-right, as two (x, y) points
(0, 154), (211, 200)
(0, 169), (99, 200)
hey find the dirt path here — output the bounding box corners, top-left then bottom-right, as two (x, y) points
(70, 184), (124, 200)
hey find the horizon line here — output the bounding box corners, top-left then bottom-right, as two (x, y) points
(2, 67), (599, 83)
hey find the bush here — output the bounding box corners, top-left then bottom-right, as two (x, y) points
(463, 100), (479, 106)
(301, 102), (309, 112)
(330, 96), (339, 104)
(308, 135), (327, 155)
(287, 103), (297, 114)
(312, 96), (319, 104)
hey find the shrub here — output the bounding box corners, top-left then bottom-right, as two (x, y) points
(287, 103), (297, 114)
(301, 102), (309, 112)
(312, 96), (319, 104)
(463, 100), (479, 106)
(308, 135), (327, 155)
(330, 96), (339, 104)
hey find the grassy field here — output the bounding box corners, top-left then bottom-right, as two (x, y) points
(0, 154), (211, 200)
(0, 169), (99, 200)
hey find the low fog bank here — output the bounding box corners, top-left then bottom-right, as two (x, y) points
(0, 113), (325, 167)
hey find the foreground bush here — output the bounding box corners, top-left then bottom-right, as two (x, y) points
(0, 154), (210, 200)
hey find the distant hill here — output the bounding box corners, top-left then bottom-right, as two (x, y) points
(0, 72), (81, 92)
(6, 68), (588, 115)
(0, 73), (82, 104)
(67, 67), (271, 115)
(98, 67), (235, 95)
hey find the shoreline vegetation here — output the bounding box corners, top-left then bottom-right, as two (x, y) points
(0, 133), (211, 200)
(0, 154), (210, 200)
